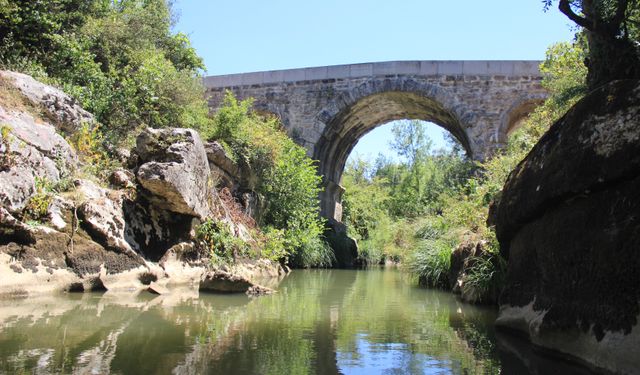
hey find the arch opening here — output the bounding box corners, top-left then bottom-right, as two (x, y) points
(314, 91), (472, 222)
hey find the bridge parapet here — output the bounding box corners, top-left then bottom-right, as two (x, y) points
(204, 60), (541, 88)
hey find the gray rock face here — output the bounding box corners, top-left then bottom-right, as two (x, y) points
(0, 71), (94, 134)
(493, 80), (640, 374)
(0, 71), (284, 299)
(136, 128), (212, 219)
(204, 141), (240, 187)
(76, 180), (133, 254)
(0, 107), (78, 213)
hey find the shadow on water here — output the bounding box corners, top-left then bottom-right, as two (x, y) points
(0, 268), (601, 374)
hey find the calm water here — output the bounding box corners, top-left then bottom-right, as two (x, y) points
(0, 268), (595, 374)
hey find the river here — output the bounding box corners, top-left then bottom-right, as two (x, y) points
(0, 268), (595, 374)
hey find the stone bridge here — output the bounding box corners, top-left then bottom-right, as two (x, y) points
(204, 60), (546, 221)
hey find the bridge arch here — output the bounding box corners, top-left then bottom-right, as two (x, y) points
(313, 78), (473, 221)
(495, 94), (547, 144)
(204, 60), (548, 222)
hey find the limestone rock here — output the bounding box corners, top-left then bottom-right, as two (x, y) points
(147, 281), (170, 295)
(76, 180), (133, 254)
(493, 80), (640, 374)
(204, 141), (241, 188)
(199, 270), (254, 293)
(109, 168), (135, 189)
(135, 128), (212, 219)
(48, 196), (73, 231)
(0, 108), (78, 213)
(448, 240), (498, 304)
(246, 284), (275, 296)
(123, 196), (198, 261)
(0, 70), (94, 134)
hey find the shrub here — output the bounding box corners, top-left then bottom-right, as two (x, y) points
(405, 239), (452, 288)
(0, 124), (13, 172)
(22, 177), (54, 222)
(208, 92), (328, 267)
(196, 219), (248, 265)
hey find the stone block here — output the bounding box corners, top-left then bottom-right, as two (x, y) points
(372, 61), (396, 76)
(327, 65), (351, 79)
(462, 61), (489, 75)
(283, 69), (306, 83)
(419, 61), (439, 75)
(203, 74), (242, 88)
(487, 61), (514, 75)
(241, 72), (264, 86)
(438, 61), (463, 75)
(305, 66), (329, 81)
(263, 70), (285, 84)
(349, 63), (373, 77)
(396, 61), (421, 75)
(512, 61), (541, 76)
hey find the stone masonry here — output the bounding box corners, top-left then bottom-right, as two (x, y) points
(204, 61), (546, 221)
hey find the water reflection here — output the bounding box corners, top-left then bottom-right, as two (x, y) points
(0, 269), (596, 374)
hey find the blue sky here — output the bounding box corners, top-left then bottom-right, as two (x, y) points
(173, 0), (576, 163)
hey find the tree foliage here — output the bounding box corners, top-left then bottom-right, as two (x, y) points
(0, 0), (209, 145)
(208, 92), (329, 267)
(544, 0), (640, 88)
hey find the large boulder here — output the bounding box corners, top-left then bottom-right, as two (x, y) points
(199, 269), (275, 295)
(493, 80), (640, 374)
(204, 141), (241, 188)
(135, 128), (212, 219)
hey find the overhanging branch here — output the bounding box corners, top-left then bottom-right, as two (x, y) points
(559, 0), (593, 29)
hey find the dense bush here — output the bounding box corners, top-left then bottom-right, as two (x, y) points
(206, 92), (330, 267)
(0, 0), (210, 146)
(342, 120), (474, 265)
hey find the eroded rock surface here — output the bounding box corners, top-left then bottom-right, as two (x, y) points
(493, 80), (640, 374)
(0, 71), (285, 299)
(199, 269), (275, 296)
(135, 128), (212, 219)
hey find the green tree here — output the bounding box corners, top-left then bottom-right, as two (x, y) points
(0, 0), (209, 147)
(208, 92), (329, 267)
(545, 0), (640, 88)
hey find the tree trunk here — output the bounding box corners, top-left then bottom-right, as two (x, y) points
(583, 0), (640, 89)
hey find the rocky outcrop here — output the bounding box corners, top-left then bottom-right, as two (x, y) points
(0, 71), (286, 298)
(449, 240), (499, 304)
(0, 70), (94, 134)
(204, 141), (240, 189)
(199, 269), (275, 295)
(493, 80), (640, 374)
(0, 75), (78, 212)
(135, 128), (212, 219)
(324, 220), (357, 268)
